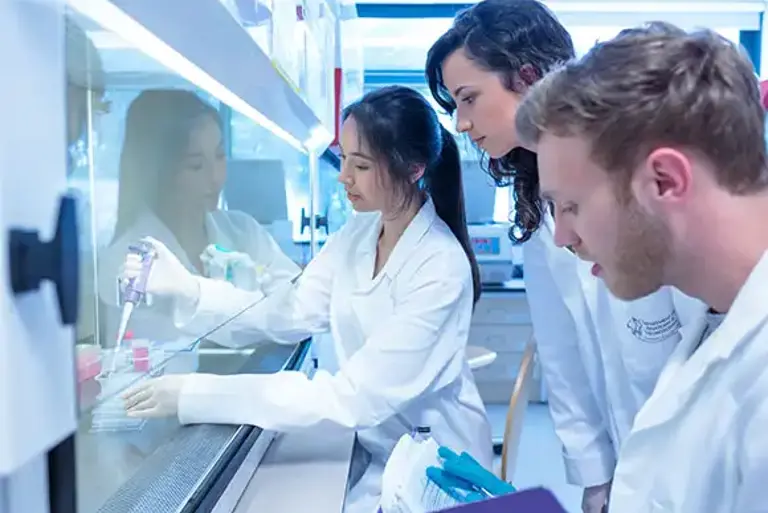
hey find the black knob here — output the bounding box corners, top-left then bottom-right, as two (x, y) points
(9, 195), (79, 326)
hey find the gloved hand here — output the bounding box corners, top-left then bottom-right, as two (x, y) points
(120, 236), (200, 303)
(201, 244), (263, 291)
(426, 447), (516, 503)
(201, 244), (235, 281)
(582, 480), (612, 513)
(122, 375), (189, 418)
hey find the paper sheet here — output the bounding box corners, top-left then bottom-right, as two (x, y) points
(380, 434), (461, 513)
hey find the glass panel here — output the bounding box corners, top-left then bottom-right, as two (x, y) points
(66, 9), (310, 512)
(316, 153), (353, 238)
(230, 109), (314, 259)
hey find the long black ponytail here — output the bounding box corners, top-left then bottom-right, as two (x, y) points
(343, 86), (481, 304)
(425, 126), (481, 303)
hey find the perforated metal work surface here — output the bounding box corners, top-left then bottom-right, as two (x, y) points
(90, 341), (311, 513)
(96, 424), (238, 513)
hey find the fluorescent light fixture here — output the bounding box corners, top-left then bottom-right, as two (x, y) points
(304, 125), (334, 154)
(67, 0), (307, 153)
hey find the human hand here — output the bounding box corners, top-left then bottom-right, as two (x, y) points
(201, 244), (265, 291)
(122, 375), (189, 418)
(120, 236), (199, 302)
(426, 447), (516, 503)
(582, 480), (611, 513)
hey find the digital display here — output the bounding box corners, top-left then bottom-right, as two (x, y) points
(471, 236), (501, 256)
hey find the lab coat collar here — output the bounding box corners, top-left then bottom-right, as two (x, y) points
(631, 250), (768, 433)
(354, 198), (437, 291)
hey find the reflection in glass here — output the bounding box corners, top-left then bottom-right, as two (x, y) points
(318, 153), (354, 237)
(65, 10), (312, 512)
(230, 109), (319, 251)
(97, 89), (301, 349)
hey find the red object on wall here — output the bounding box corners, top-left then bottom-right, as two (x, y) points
(331, 67), (343, 148)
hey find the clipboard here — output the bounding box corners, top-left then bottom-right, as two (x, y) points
(436, 487), (569, 512)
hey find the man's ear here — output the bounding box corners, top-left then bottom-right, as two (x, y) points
(642, 148), (692, 203)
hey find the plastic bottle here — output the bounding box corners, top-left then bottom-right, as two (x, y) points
(123, 330), (150, 372)
(412, 426), (432, 443)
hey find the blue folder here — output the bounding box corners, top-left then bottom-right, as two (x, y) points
(438, 487), (569, 512)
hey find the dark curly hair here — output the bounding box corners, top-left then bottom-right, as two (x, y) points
(425, 0), (574, 243)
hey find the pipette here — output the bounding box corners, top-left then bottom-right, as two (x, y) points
(110, 240), (158, 373)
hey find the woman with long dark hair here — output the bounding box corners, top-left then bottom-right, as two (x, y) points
(425, 3), (702, 511)
(119, 86), (492, 513)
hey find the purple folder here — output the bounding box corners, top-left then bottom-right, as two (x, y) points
(437, 487), (568, 513)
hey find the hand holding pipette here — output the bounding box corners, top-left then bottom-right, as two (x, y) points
(112, 237), (200, 373)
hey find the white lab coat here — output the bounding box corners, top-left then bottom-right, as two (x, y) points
(97, 209), (300, 346)
(610, 250), (768, 513)
(523, 214), (703, 487)
(174, 199), (493, 513)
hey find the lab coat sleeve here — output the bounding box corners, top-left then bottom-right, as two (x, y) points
(735, 375), (768, 513)
(240, 214), (302, 296)
(177, 255), (470, 432)
(185, 213), (304, 348)
(523, 235), (616, 487)
(174, 228), (343, 347)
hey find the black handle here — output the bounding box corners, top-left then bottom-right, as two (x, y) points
(9, 194), (79, 326)
(300, 207), (330, 235)
(315, 212), (329, 235)
(300, 207), (311, 234)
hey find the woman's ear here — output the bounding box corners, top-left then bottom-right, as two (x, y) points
(516, 63), (540, 89)
(410, 164), (426, 184)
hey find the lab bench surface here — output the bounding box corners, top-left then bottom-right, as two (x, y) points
(232, 429), (355, 513)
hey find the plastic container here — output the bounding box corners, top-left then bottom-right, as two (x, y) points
(76, 344), (102, 383)
(202, 244), (234, 281)
(121, 330), (152, 372)
(131, 341), (150, 372)
(101, 350), (130, 376)
(91, 372), (148, 433)
(412, 426), (431, 443)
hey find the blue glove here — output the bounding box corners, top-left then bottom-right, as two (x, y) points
(427, 447), (516, 503)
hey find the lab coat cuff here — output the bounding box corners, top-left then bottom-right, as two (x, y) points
(177, 373), (259, 426)
(173, 277), (263, 335)
(562, 450), (616, 488)
(178, 373), (218, 425)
